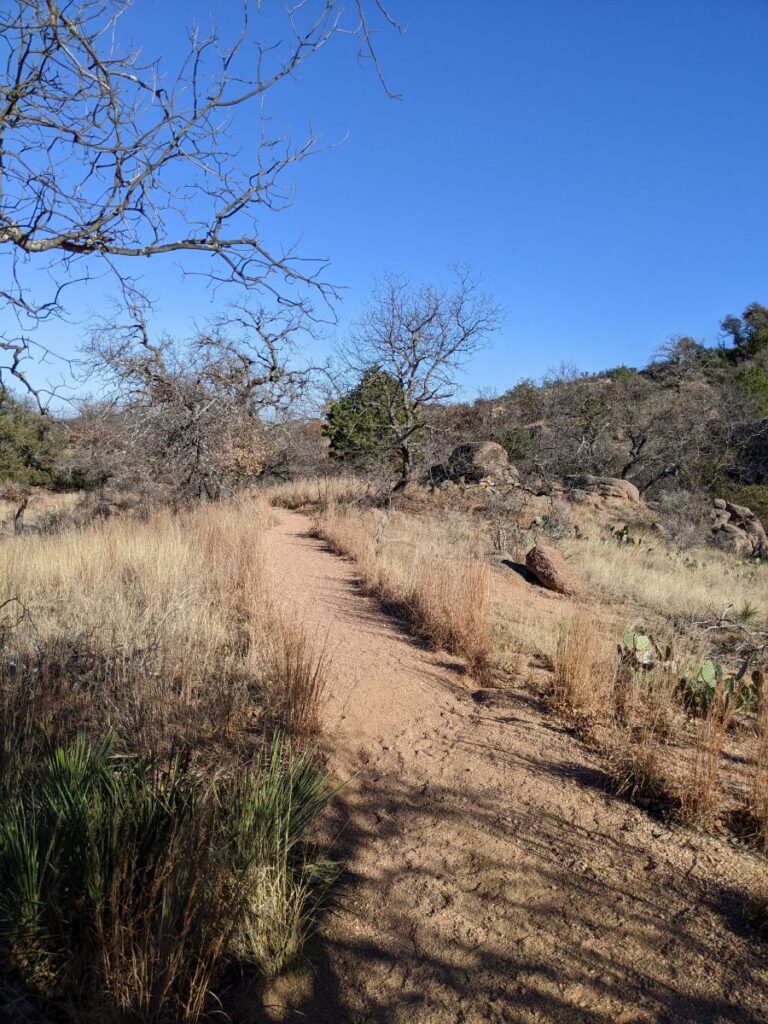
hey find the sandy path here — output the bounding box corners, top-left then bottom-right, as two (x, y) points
(264, 510), (767, 1024)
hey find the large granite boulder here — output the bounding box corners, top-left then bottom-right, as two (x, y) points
(566, 475), (641, 504)
(711, 499), (767, 557)
(445, 442), (518, 484)
(525, 544), (583, 596)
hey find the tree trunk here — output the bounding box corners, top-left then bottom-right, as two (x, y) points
(393, 443), (413, 491)
(13, 495), (29, 534)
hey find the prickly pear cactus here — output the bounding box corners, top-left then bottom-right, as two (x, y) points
(621, 631), (654, 666)
(679, 659), (759, 715)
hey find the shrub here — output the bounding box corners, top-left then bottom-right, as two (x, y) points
(0, 734), (336, 1022)
(323, 368), (411, 469)
(0, 391), (63, 489)
(497, 426), (532, 463)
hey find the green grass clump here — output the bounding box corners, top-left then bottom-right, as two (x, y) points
(0, 733), (336, 1022)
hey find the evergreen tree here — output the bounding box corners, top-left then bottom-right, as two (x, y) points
(0, 390), (62, 487)
(323, 367), (408, 467)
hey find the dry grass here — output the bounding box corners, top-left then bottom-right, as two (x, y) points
(547, 610), (766, 833)
(753, 870), (768, 935)
(263, 624), (327, 740)
(551, 610), (616, 741)
(491, 585), (578, 666)
(550, 611), (686, 807)
(561, 533), (767, 624)
(312, 503), (492, 679)
(0, 495), (335, 1020)
(264, 474), (374, 510)
(0, 495), (324, 760)
(0, 488), (82, 532)
(677, 680), (745, 828)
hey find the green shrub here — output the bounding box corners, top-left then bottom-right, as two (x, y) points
(719, 483), (768, 526)
(735, 364), (768, 415)
(0, 391), (63, 488)
(497, 425), (533, 462)
(0, 734), (337, 1022)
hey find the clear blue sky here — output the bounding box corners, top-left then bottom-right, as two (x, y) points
(13, 0), (768, 399)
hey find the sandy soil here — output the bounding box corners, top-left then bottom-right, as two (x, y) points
(260, 509), (768, 1024)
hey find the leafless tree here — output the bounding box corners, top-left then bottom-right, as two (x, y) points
(0, 0), (400, 404)
(337, 265), (503, 488)
(81, 296), (310, 501)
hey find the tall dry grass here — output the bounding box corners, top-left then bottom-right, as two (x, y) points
(313, 504), (492, 678)
(551, 610), (616, 741)
(750, 692), (768, 849)
(0, 496), (336, 1020)
(678, 678), (751, 828)
(550, 613), (687, 807)
(561, 533), (767, 624)
(264, 474), (373, 510)
(0, 495), (323, 762)
(549, 611), (768, 834)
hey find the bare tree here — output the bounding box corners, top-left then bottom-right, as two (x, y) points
(337, 265), (503, 488)
(82, 296), (310, 501)
(0, 0), (400, 403)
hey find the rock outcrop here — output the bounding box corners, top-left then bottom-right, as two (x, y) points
(565, 475), (641, 504)
(711, 499), (768, 557)
(448, 441), (515, 483)
(430, 441), (519, 486)
(525, 544), (583, 596)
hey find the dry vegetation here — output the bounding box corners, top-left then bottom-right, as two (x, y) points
(1, 469), (765, 1018)
(0, 489), (82, 533)
(0, 495), (326, 755)
(561, 530), (768, 624)
(549, 602), (768, 853)
(0, 496), (335, 1021)
(266, 474), (375, 511)
(310, 501), (492, 679)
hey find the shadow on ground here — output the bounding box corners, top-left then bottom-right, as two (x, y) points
(229, 684), (768, 1023)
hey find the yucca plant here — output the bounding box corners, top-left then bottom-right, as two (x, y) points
(0, 734), (337, 1022)
(228, 737), (341, 977)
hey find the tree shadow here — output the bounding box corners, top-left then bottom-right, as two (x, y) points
(233, 726), (768, 1023)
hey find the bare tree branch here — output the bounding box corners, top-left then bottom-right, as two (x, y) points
(0, 0), (401, 401)
(337, 264), (503, 487)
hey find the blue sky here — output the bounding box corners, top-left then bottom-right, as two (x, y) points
(10, 0), (768, 399)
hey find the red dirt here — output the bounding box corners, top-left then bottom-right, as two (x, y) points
(263, 509), (768, 1024)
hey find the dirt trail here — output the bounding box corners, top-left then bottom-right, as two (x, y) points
(264, 510), (767, 1024)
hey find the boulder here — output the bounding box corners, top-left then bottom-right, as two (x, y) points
(525, 544), (583, 596)
(446, 442), (518, 484)
(715, 523), (754, 558)
(711, 499), (768, 557)
(566, 475), (641, 503)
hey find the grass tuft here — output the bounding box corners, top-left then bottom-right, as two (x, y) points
(0, 734), (336, 1022)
